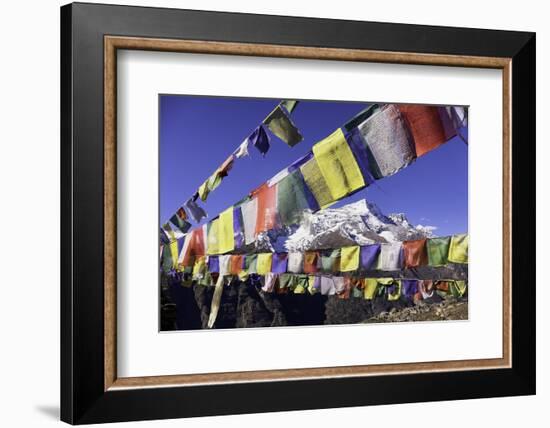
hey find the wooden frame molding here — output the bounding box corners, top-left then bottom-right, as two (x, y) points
(104, 35), (512, 391)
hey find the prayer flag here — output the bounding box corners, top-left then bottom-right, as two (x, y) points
(218, 207), (235, 254)
(345, 127), (376, 186)
(448, 233), (468, 263)
(264, 106), (303, 147)
(303, 251), (319, 273)
(256, 253), (273, 275)
(277, 169), (320, 225)
(340, 246), (360, 272)
(252, 183), (278, 235)
(241, 197), (258, 244)
(426, 236), (451, 266)
(402, 239), (428, 268)
(184, 197), (207, 223)
(300, 157), (335, 209)
(271, 253), (288, 274)
(170, 213), (191, 234)
(312, 128), (365, 200)
(376, 243), (403, 271)
(360, 244), (381, 270)
(287, 252), (304, 273)
(247, 125), (271, 156)
(398, 105), (447, 157)
(320, 249), (341, 272)
(281, 100), (299, 114)
(357, 104), (416, 178)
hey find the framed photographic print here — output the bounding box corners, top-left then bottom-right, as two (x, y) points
(60, 2), (536, 424)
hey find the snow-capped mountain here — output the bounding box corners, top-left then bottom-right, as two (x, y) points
(265, 199), (437, 253)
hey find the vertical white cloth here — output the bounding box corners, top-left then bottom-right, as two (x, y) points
(218, 255), (232, 276)
(376, 243), (403, 271)
(287, 252), (304, 273)
(241, 198), (258, 244)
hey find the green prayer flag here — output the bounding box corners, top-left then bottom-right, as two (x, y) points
(264, 106), (303, 147)
(426, 236), (451, 266)
(277, 170), (313, 225)
(281, 100), (299, 114)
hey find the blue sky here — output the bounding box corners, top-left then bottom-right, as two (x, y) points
(159, 95), (468, 237)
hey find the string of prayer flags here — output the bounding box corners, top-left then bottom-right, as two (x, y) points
(197, 154), (236, 202)
(263, 105), (303, 147)
(448, 233), (469, 263)
(312, 128), (365, 200)
(184, 196), (207, 223)
(357, 104), (416, 179)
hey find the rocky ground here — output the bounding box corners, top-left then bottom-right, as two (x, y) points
(161, 276), (468, 330)
(364, 298), (468, 323)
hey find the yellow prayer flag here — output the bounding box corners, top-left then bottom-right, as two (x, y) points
(218, 207), (235, 254)
(207, 219), (220, 255)
(198, 180), (210, 201)
(312, 128), (365, 200)
(363, 278), (379, 300)
(192, 255), (206, 277)
(256, 253), (273, 275)
(300, 158), (335, 209)
(169, 240), (179, 269)
(448, 234), (468, 263)
(387, 280), (402, 301)
(340, 246), (360, 272)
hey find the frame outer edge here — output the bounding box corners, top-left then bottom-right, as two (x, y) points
(60, 3), (75, 424)
(63, 3), (536, 423)
(510, 33), (536, 392)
